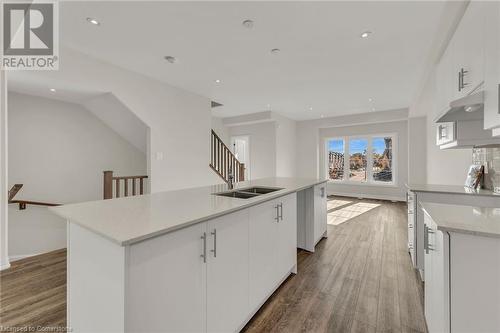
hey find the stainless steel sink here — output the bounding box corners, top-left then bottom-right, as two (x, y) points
(214, 191), (259, 199)
(213, 186), (283, 199)
(238, 186), (283, 194)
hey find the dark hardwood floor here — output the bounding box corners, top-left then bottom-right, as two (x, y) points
(242, 198), (426, 333)
(0, 248), (67, 331)
(0, 198), (426, 333)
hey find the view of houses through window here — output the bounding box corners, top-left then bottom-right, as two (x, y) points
(327, 135), (395, 184)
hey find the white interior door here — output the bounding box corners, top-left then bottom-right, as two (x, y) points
(231, 136), (250, 180)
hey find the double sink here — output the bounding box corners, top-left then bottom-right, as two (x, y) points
(214, 186), (283, 199)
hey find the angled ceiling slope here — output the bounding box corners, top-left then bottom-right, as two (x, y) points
(83, 93), (148, 154)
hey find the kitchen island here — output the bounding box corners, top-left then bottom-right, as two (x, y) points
(421, 202), (500, 333)
(51, 177), (327, 333)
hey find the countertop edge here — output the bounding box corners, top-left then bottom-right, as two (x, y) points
(420, 202), (500, 239)
(55, 179), (328, 246)
(436, 226), (500, 239)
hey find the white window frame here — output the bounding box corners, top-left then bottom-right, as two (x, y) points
(324, 133), (398, 187)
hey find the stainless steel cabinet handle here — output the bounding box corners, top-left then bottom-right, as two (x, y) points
(320, 187), (325, 198)
(424, 225), (429, 254)
(201, 232), (207, 263)
(408, 224), (413, 229)
(461, 68), (469, 89)
(279, 203), (283, 221)
(275, 204), (280, 222)
(424, 225), (436, 254)
(458, 71), (462, 92)
(210, 229), (217, 258)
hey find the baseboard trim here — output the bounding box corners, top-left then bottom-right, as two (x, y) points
(328, 191), (406, 202)
(9, 252), (44, 262)
(9, 248), (67, 263)
(0, 261), (11, 271)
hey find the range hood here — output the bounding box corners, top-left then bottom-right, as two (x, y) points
(435, 91), (484, 123)
(435, 90), (500, 149)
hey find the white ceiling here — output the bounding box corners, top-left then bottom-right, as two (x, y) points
(15, 1), (447, 120)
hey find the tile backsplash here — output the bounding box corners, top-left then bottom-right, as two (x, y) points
(472, 147), (500, 190)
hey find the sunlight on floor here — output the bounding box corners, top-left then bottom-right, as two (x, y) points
(327, 199), (353, 210)
(328, 201), (381, 225)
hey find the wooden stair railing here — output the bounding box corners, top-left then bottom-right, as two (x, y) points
(210, 129), (245, 184)
(8, 184), (61, 210)
(103, 171), (148, 200)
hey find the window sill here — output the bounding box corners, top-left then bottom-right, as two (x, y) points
(327, 180), (399, 188)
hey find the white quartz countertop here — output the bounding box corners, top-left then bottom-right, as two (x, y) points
(50, 177), (327, 246)
(421, 202), (500, 238)
(406, 183), (499, 197)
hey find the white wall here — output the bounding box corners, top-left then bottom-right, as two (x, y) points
(8, 92), (147, 258)
(211, 116), (230, 145)
(0, 71), (9, 270)
(408, 116), (427, 184)
(296, 109), (410, 201)
(10, 46), (215, 193)
(83, 93), (148, 154)
(411, 72), (472, 185)
(228, 121), (276, 180)
(275, 113), (297, 177)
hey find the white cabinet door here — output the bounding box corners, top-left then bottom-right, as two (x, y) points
(483, 0), (500, 130)
(436, 122), (455, 146)
(424, 214), (450, 333)
(435, 45), (454, 119)
(453, 1), (485, 99)
(206, 209), (249, 333)
(313, 184), (327, 245)
(127, 222), (207, 333)
(249, 198), (280, 310)
(275, 193), (297, 281)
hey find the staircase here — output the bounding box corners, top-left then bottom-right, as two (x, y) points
(210, 129), (245, 184)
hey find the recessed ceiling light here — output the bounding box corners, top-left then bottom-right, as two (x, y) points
(309, 107), (313, 111)
(49, 88), (56, 92)
(360, 31), (372, 38)
(320, 115), (324, 118)
(242, 19), (254, 29)
(86, 17), (100, 26)
(215, 79), (221, 84)
(271, 48), (281, 54)
(368, 98), (373, 102)
(164, 56), (178, 64)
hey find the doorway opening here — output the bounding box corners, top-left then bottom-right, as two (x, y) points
(230, 135), (250, 180)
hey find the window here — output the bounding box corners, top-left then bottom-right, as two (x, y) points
(372, 137), (393, 183)
(327, 139), (344, 180)
(348, 138), (368, 182)
(326, 134), (396, 185)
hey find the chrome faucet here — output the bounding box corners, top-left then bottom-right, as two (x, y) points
(228, 167), (234, 190)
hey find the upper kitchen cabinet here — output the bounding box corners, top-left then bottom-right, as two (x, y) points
(483, 1), (500, 130)
(451, 1), (485, 100)
(434, 1), (485, 120)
